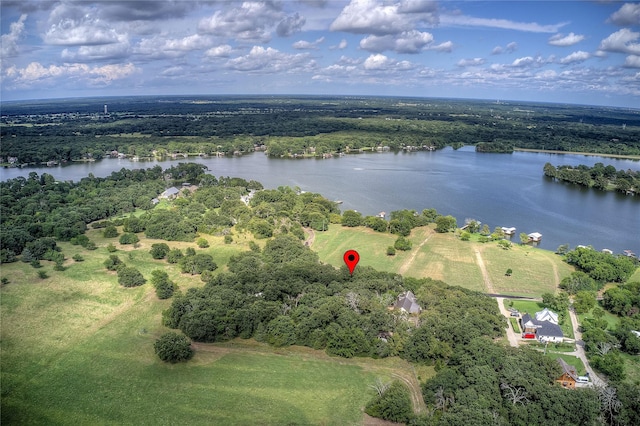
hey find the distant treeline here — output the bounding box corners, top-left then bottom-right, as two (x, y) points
(543, 162), (640, 194)
(2, 96), (639, 164)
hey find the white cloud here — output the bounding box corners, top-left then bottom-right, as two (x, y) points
(624, 55), (640, 68)
(608, 3), (640, 27)
(599, 28), (640, 55)
(134, 34), (213, 59)
(1, 14), (27, 58)
(43, 3), (126, 46)
(559, 51), (591, 65)
(226, 46), (315, 73)
(198, 2), (285, 43)
(205, 45), (233, 58)
(457, 58), (485, 67)
(5, 61), (138, 84)
(276, 12), (306, 37)
(330, 0), (438, 35)
(491, 41), (517, 55)
(363, 53), (413, 70)
(293, 37), (325, 50)
(430, 41), (453, 52)
(548, 32), (585, 47)
(61, 38), (131, 61)
(440, 14), (567, 33)
(360, 30), (434, 53)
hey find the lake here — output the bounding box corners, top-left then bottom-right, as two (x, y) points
(2, 147), (638, 255)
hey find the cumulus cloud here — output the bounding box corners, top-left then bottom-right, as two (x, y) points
(559, 51), (591, 65)
(548, 32), (585, 47)
(491, 41), (517, 55)
(199, 2), (285, 43)
(205, 44), (234, 58)
(276, 12), (306, 37)
(608, 3), (640, 27)
(430, 41), (453, 52)
(134, 34), (213, 59)
(293, 37), (325, 49)
(457, 58), (485, 67)
(510, 55), (551, 68)
(363, 53), (413, 70)
(360, 30), (434, 53)
(43, 3), (126, 46)
(624, 55), (640, 68)
(330, 0), (438, 35)
(1, 14), (27, 58)
(5, 61), (139, 84)
(61, 39), (131, 61)
(599, 28), (640, 55)
(226, 46), (315, 73)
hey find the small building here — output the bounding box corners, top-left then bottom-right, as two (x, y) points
(521, 311), (563, 343)
(535, 308), (559, 325)
(528, 232), (542, 242)
(376, 211), (386, 219)
(393, 291), (422, 314)
(159, 187), (180, 200)
(556, 358), (578, 389)
(501, 227), (516, 235)
(602, 248), (613, 254)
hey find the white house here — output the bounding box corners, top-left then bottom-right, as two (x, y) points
(535, 308), (559, 325)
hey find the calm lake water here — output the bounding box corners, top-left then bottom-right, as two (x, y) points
(2, 147), (639, 254)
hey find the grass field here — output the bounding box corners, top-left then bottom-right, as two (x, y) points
(315, 224), (572, 297)
(1, 229), (430, 425)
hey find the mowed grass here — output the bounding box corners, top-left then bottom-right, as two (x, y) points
(314, 225), (571, 296)
(1, 230), (424, 425)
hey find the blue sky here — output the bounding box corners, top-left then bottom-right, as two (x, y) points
(1, 1), (639, 107)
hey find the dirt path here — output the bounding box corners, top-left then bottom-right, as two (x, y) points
(392, 372), (428, 415)
(475, 249), (519, 348)
(398, 230), (433, 276)
(568, 307), (606, 387)
(304, 227), (316, 247)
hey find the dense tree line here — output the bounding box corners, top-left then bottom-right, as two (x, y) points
(3, 96), (639, 164)
(564, 247), (637, 283)
(544, 162), (640, 194)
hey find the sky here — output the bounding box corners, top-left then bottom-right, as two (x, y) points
(1, 1), (640, 107)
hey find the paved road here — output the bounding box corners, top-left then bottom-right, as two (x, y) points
(568, 307), (606, 387)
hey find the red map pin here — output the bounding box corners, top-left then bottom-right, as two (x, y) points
(343, 250), (360, 276)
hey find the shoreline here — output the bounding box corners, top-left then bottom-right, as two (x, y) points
(514, 148), (640, 161)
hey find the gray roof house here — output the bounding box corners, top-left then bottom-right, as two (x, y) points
(394, 291), (422, 314)
(159, 187), (180, 199)
(521, 313), (564, 343)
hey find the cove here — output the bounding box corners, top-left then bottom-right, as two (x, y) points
(2, 147), (638, 255)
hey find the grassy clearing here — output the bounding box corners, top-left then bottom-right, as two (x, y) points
(315, 225), (569, 297)
(1, 231), (429, 425)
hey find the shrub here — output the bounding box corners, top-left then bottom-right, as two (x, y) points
(154, 332), (193, 363)
(394, 236), (412, 251)
(196, 238), (210, 248)
(224, 235), (233, 244)
(104, 255), (123, 271)
(150, 243), (170, 259)
(117, 266), (146, 287)
(103, 225), (119, 238)
(119, 233), (140, 245)
(386, 246), (396, 256)
(167, 249), (184, 264)
(365, 381), (413, 424)
(37, 270), (48, 279)
(72, 254), (84, 262)
(106, 243), (117, 253)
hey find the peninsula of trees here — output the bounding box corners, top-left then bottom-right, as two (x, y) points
(543, 162), (640, 195)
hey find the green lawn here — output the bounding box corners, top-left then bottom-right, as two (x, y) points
(1, 231), (424, 425)
(315, 225), (571, 297)
(548, 353), (586, 376)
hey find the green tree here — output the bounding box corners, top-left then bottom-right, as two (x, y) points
(150, 243), (170, 259)
(167, 248), (184, 264)
(117, 266), (146, 287)
(119, 232), (139, 245)
(196, 237), (209, 248)
(387, 246), (396, 256)
(104, 254), (123, 271)
(394, 236), (412, 251)
(342, 210), (363, 227)
(435, 215), (456, 233)
(519, 232), (530, 245)
(573, 291), (596, 314)
(103, 225), (119, 238)
(154, 332), (194, 363)
(365, 381), (413, 424)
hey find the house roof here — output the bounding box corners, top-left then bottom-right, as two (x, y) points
(535, 308), (559, 325)
(521, 313), (563, 339)
(557, 358), (578, 381)
(394, 291), (421, 314)
(160, 187), (180, 198)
